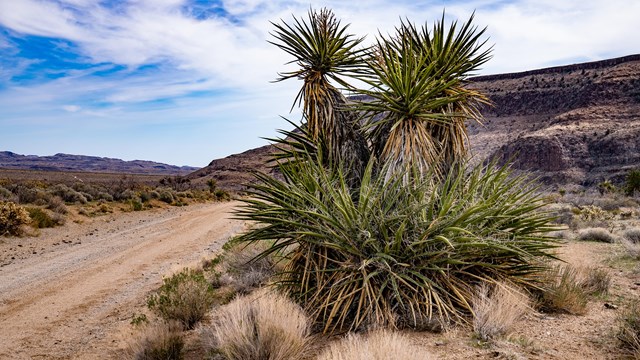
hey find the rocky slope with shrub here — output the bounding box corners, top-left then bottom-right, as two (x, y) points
(190, 54), (640, 191)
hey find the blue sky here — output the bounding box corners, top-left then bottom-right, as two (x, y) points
(1, 0), (639, 167)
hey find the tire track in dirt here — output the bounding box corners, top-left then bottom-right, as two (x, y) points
(0, 201), (243, 359)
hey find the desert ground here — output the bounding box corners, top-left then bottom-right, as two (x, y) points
(0, 201), (242, 359)
(1, 199), (639, 359)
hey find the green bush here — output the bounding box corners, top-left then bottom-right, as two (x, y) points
(26, 207), (59, 228)
(48, 184), (87, 204)
(147, 269), (214, 330)
(625, 169), (640, 196)
(237, 159), (559, 333)
(0, 201), (31, 236)
(158, 188), (175, 204)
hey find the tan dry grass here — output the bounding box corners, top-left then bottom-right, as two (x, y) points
(316, 330), (431, 360)
(127, 321), (184, 360)
(472, 282), (531, 341)
(539, 264), (589, 315)
(209, 289), (310, 360)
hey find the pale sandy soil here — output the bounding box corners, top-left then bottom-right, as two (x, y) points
(0, 201), (243, 359)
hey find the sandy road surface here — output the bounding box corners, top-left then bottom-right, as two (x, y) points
(0, 201), (243, 359)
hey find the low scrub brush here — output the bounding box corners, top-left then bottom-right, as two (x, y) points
(147, 268), (214, 330)
(128, 321), (184, 360)
(472, 282), (531, 341)
(0, 201), (31, 236)
(209, 289), (310, 360)
(317, 330), (430, 360)
(576, 227), (617, 243)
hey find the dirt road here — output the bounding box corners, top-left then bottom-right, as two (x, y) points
(0, 201), (242, 359)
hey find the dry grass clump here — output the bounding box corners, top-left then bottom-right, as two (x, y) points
(211, 242), (277, 296)
(209, 289), (310, 360)
(316, 330), (431, 360)
(576, 227), (618, 243)
(620, 238), (640, 260)
(127, 321), (184, 360)
(580, 267), (611, 296)
(617, 301), (640, 358)
(147, 268), (214, 330)
(472, 282), (531, 341)
(623, 228), (640, 244)
(538, 265), (589, 315)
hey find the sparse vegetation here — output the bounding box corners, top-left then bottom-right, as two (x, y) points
(127, 321), (184, 360)
(147, 268), (214, 330)
(538, 265), (589, 315)
(0, 201), (31, 236)
(576, 227), (617, 243)
(617, 301), (640, 358)
(316, 330), (430, 360)
(209, 289), (310, 360)
(26, 207), (63, 228)
(625, 169), (640, 196)
(472, 282), (531, 341)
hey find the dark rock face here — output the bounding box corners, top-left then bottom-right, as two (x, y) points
(0, 152), (198, 175)
(193, 54), (640, 191)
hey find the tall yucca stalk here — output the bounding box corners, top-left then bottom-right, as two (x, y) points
(358, 13), (491, 180)
(270, 8), (369, 182)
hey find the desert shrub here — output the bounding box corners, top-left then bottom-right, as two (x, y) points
(46, 196), (68, 214)
(158, 188), (176, 204)
(149, 190), (160, 199)
(576, 227), (617, 243)
(577, 205), (613, 223)
(26, 207), (59, 228)
(97, 192), (114, 202)
(48, 184), (87, 204)
(128, 321), (184, 360)
(472, 282), (531, 341)
(117, 189), (138, 201)
(214, 189), (230, 201)
(580, 267), (611, 296)
(237, 159), (559, 333)
(624, 228), (640, 244)
(0, 186), (16, 202)
(11, 184), (50, 204)
(131, 199), (144, 211)
(621, 239), (640, 260)
(618, 301), (640, 357)
(212, 242), (277, 295)
(177, 191), (193, 199)
(546, 203), (575, 227)
(625, 169), (640, 196)
(139, 191), (152, 203)
(147, 268), (214, 330)
(209, 289), (310, 360)
(0, 201), (31, 236)
(316, 330), (430, 360)
(538, 265), (588, 315)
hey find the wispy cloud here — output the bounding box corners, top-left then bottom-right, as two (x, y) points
(0, 0), (638, 166)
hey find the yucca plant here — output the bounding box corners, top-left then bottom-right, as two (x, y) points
(270, 8), (369, 183)
(236, 154), (559, 333)
(357, 14), (491, 181)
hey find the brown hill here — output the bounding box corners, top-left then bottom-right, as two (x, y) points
(189, 54), (640, 191)
(0, 152), (198, 176)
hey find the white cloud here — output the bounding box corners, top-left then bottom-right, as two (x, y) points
(62, 105), (80, 112)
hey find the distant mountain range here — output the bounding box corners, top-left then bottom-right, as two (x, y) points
(0, 152), (199, 175)
(187, 54), (640, 191)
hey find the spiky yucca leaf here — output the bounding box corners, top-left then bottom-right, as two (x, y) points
(270, 8), (369, 181)
(235, 156), (559, 334)
(357, 13), (491, 180)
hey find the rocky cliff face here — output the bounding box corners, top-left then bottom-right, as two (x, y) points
(469, 54), (640, 186)
(191, 54), (640, 191)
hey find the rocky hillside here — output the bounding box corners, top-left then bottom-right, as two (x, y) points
(0, 152), (198, 175)
(189, 54), (640, 191)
